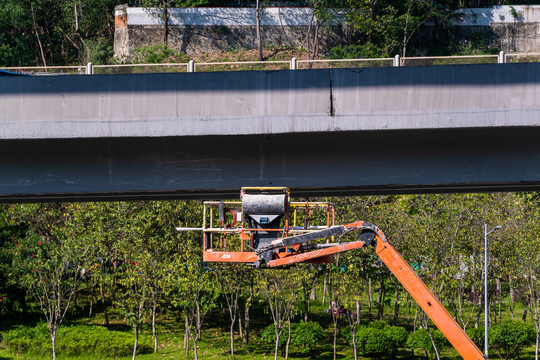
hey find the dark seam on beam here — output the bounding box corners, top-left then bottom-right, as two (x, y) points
(329, 69), (335, 117)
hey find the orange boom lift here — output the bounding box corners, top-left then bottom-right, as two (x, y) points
(177, 187), (487, 360)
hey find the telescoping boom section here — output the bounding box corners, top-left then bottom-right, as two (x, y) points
(176, 187), (486, 360)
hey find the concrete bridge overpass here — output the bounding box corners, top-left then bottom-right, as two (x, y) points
(1, 63), (540, 201)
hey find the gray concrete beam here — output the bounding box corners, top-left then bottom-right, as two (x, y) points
(1, 127), (539, 202)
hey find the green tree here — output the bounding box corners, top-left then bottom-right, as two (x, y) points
(7, 203), (94, 360)
(111, 201), (182, 357)
(164, 201), (216, 360)
(214, 263), (248, 357)
(263, 269), (299, 360)
(0, 0), (121, 67)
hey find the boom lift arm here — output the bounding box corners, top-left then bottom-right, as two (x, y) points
(177, 187), (487, 360)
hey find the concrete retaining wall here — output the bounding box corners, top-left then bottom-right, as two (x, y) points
(114, 6), (348, 58)
(114, 5), (540, 58)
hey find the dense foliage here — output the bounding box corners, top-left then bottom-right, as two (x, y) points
(0, 0), (527, 67)
(0, 193), (540, 360)
(489, 321), (535, 360)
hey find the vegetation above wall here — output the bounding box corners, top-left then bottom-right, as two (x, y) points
(1, 0), (533, 67)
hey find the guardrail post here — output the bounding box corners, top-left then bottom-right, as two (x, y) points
(188, 60), (195, 73)
(290, 57), (297, 70)
(86, 62), (93, 75)
(393, 55), (401, 67)
(498, 51), (506, 64)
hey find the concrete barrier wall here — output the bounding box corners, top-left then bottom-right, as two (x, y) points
(1, 63), (540, 140)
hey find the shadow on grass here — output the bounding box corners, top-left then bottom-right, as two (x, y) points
(105, 323), (131, 332)
(152, 348), (182, 355)
(292, 351), (346, 360)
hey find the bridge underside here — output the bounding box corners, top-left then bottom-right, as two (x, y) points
(2, 126), (539, 202)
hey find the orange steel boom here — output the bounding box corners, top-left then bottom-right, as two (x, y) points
(176, 187), (487, 360)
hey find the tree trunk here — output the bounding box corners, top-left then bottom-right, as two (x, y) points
(333, 313), (338, 360)
(394, 285), (401, 325)
(132, 326), (138, 360)
(509, 274), (515, 321)
(351, 329), (358, 360)
(356, 300), (361, 325)
(303, 280), (310, 322)
(184, 313), (189, 356)
(402, 0), (412, 57)
(474, 298), (482, 328)
(230, 314), (235, 356)
(196, 299), (201, 340)
(331, 303), (339, 360)
(163, 0), (169, 44)
(424, 315), (441, 360)
(89, 280), (94, 317)
(323, 273), (329, 304)
(243, 290), (253, 345)
(73, 290), (78, 313)
(285, 316), (291, 360)
(534, 324), (540, 360)
(313, 20), (320, 59)
(274, 331), (281, 360)
(255, 0), (263, 61)
(377, 279), (385, 321)
(496, 278), (502, 324)
(74, 0), (79, 32)
(367, 277), (373, 321)
(457, 284), (465, 327)
(243, 304), (251, 345)
(99, 277), (109, 326)
(193, 336), (199, 360)
(238, 312), (243, 339)
(310, 286), (317, 300)
(31, 3), (47, 69)
(51, 329), (57, 360)
(306, 12), (314, 61)
(152, 301), (158, 353)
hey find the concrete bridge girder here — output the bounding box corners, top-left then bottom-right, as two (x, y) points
(1, 63), (540, 201)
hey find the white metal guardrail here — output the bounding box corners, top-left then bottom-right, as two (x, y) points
(4, 51), (540, 75)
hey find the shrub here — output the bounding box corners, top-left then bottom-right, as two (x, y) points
(130, 43), (190, 64)
(465, 326), (485, 349)
(328, 42), (389, 59)
(1, 322), (151, 357)
(2, 322), (50, 355)
(407, 329), (448, 360)
(489, 320), (535, 360)
(386, 325), (408, 355)
(261, 323), (287, 346)
(290, 321), (325, 354)
(261, 321), (326, 355)
(367, 320), (387, 329)
(83, 38), (113, 65)
(343, 321), (408, 358)
(356, 326), (393, 359)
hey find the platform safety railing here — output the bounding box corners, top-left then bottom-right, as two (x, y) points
(5, 51), (540, 75)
